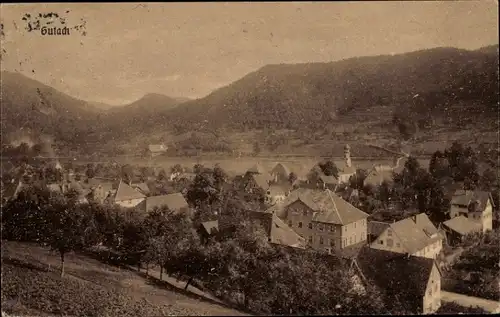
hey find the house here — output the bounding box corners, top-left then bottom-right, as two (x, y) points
(270, 163), (291, 184)
(441, 215), (482, 246)
(106, 180), (146, 208)
(147, 144), (167, 157)
(449, 189), (494, 233)
(268, 188), (369, 254)
(355, 246), (442, 314)
(367, 220), (390, 243)
(370, 213), (443, 259)
(138, 193), (190, 215)
(336, 144), (357, 184)
(265, 184), (292, 205)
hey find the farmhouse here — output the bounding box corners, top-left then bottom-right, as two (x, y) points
(270, 162), (291, 184)
(267, 188), (369, 254)
(449, 189), (494, 233)
(370, 213), (443, 259)
(106, 180), (146, 208)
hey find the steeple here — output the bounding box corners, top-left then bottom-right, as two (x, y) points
(344, 144), (352, 168)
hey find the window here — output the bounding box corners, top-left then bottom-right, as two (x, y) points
(387, 229), (392, 237)
(396, 242), (401, 248)
(387, 239), (393, 247)
(319, 224), (324, 231)
(344, 226), (347, 232)
(303, 210), (308, 216)
(288, 220), (293, 227)
(330, 240), (335, 247)
(330, 225), (335, 232)
(308, 223), (313, 229)
(349, 237), (352, 245)
(379, 240), (384, 245)
(354, 234), (357, 243)
(298, 222), (303, 228)
(354, 222), (356, 228)
(320, 237), (324, 244)
(308, 236), (313, 243)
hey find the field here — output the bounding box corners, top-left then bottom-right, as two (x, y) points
(1, 241), (247, 317)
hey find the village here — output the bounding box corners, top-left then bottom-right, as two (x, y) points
(2, 140), (499, 315)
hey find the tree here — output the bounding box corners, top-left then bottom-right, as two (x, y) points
(157, 169), (167, 182)
(350, 169), (368, 190)
(288, 172), (298, 185)
(429, 150), (450, 179)
(41, 192), (100, 277)
(171, 164), (183, 174)
(319, 160), (338, 177)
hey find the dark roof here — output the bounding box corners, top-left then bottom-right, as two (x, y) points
(319, 174), (338, 185)
(451, 190), (494, 209)
(443, 216), (482, 236)
(200, 220), (219, 235)
(143, 193), (189, 213)
(356, 246), (436, 312)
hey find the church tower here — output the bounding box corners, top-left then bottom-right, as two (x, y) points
(344, 144), (352, 168)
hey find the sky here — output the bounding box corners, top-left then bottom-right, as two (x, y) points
(1, 1), (498, 105)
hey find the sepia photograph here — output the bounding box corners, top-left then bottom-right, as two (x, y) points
(0, 1), (499, 316)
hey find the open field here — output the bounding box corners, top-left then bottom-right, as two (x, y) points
(1, 241), (247, 317)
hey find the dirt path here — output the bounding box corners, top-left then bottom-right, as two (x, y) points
(441, 291), (500, 313)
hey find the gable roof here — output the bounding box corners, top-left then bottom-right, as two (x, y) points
(143, 193), (189, 213)
(385, 213), (441, 254)
(275, 188), (369, 225)
(200, 220), (219, 236)
(246, 211), (306, 248)
(148, 144), (167, 152)
(271, 163), (291, 177)
(355, 246), (436, 312)
(251, 173), (271, 191)
(443, 215), (482, 236)
(450, 190), (494, 209)
(113, 180), (146, 201)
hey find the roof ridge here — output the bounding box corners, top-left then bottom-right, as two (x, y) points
(326, 189), (344, 225)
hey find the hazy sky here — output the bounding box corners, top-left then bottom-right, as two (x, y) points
(1, 2), (498, 105)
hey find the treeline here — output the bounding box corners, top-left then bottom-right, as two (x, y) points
(348, 142), (498, 223)
(2, 166), (417, 315)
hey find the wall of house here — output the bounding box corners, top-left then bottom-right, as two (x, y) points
(340, 219), (367, 248)
(116, 198), (145, 208)
(285, 200), (315, 239)
(311, 222), (342, 253)
(370, 227), (407, 253)
(422, 263), (441, 314)
(413, 238), (442, 259)
(338, 172), (355, 184)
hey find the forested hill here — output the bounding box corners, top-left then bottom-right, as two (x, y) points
(156, 45), (499, 134)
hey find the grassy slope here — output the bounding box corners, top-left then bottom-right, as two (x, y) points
(1, 241), (247, 317)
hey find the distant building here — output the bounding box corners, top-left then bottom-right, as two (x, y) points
(449, 189), (494, 233)
(266, 188), (369, 254)
(270, 163), (291, 184)
(355, 246), (442, 314)
(147, 144), (167, 157)
(336, 144), (357, 184)
(370, 213), (443, 259)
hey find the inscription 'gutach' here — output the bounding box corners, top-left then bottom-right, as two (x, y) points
(41, 26), (70, 36)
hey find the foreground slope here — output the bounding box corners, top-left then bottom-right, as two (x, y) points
(1, 241), (247, 317)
